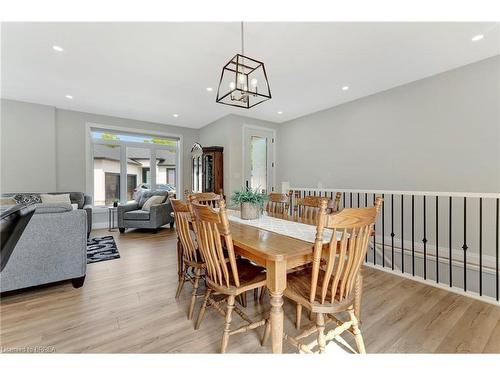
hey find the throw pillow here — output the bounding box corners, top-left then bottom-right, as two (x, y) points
(13, 193), (42, 205)
(0, 197), (17, 206)
(40, 193), (72, 205)
(142, 195), (165, 211)
(139, 191), (168, 207)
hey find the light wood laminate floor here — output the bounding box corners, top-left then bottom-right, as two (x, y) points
(1, 228), (499, 353)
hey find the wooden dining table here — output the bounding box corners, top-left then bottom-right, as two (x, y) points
(227, 215), (315, 353)
(174, 210), (357, 354)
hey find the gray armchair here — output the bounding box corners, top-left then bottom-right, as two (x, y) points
(118, 190), (174, 233)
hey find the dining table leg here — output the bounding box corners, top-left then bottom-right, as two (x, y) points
(266, 260), (287, 354)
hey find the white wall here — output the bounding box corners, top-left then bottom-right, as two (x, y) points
(277, 55), (500, 194)
(199, 114), (280, 198)
(1, 100), (57, 192)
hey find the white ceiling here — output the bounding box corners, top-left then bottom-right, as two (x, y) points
(1, 22), (499, 129)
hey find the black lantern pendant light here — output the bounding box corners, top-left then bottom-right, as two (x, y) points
(216, 22), (271, 109)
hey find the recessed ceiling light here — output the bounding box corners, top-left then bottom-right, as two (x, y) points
(52, 45), (64, 52)
(173, 114), (179, 118)
(277, 111), (283, 115)
(342, 86), (350, 91)
(471, 34), (484, 42)
(65, 94), (73, 99)
(206, 87), (213, 92)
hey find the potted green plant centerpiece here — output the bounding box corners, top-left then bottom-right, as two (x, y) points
(231, 188), (267, 220)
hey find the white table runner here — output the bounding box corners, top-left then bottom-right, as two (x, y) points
(226, 209), (340, 244)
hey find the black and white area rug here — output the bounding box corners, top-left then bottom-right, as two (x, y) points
(87, 236), (120, 264)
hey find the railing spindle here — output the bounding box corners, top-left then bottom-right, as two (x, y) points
(423, 196), (427, 280)
(401, 194), (404, 274)
(382, 194), (385, 268)
(412, 194), (415, 276)
(462, 197), (467, 292)
(479, 197), (482, 296)
(436, 196), (439, 284)
(364, 193), (367, 262)
(391, 194), (395, 270)
(373, 193), (377, 266)
(496, 198), (499, 301)
(449, 196), (453, 287)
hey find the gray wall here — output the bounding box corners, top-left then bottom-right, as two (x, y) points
(199, 114), (280, 198)
(277, 55), (500, 193)
(1, 100), (57, 192)
(1, 99), (199, 195)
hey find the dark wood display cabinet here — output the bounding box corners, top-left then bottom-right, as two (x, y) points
(190, 143), (223, 196)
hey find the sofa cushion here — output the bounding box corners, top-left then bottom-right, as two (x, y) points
(34, 203), (73, 214)
(123, 209), (150, 221)
(47, 192), (85, 208)
(138, 190), (169, 208)
(12, 193), (42, 205)
(40, 193), (71, 205)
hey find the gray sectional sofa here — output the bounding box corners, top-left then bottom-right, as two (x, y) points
(0, 203), (87, 293)
(1, 192), (93, 237)
(118, 190), (174, 233)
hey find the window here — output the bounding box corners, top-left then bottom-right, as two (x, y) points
(91, 129), (179, 206)
(93, 143), (121, 206)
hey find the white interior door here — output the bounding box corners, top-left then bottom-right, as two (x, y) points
(243, 126), (275, 193)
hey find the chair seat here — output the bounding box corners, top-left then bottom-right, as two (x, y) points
(284, 267), (354, 313)
(123, 209), (150, 220)
(206, 258), (266, 295)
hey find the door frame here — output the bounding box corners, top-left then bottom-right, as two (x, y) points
(242, 124), (277, 193)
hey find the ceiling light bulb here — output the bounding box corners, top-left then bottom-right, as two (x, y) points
(229, 81), (236, 90)
(65, 94), (73, 99)
(250, 78), (258, 87)
(173, 114), (179, 118)
(238, 74), (246, 83)
(471, 34), (484, 42)
(206, 87), (213, 92)
(277, 111), (283, 115)
(52, 45), (64, 52)
(342, 86), (349, 91)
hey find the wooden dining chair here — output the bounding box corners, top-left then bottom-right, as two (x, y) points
(266, 192), (290, 215)
(267, 197), (382, 354)
(187, 192), (222, 208)
(294, 193), (342, 223)
(190, 199), (268, 353)
(171, 199), (207, 321)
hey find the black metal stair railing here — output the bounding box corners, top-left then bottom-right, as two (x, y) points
(288, 186), (500, 304)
